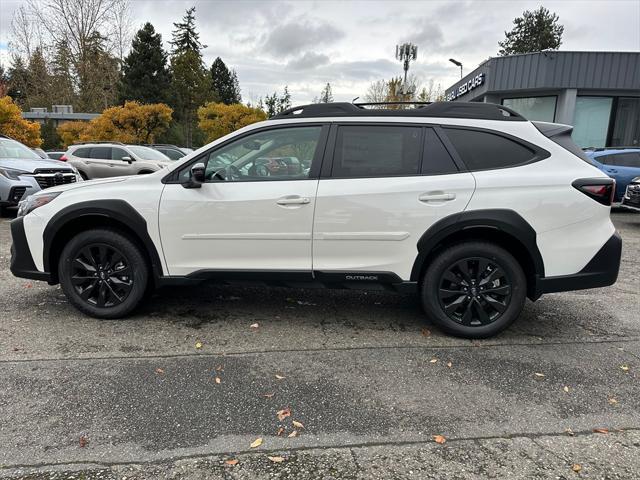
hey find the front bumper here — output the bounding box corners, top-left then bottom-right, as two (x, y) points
(621, 186), (640, 211)
(10, 216), (51, 282)
(535, 232), (622, 296)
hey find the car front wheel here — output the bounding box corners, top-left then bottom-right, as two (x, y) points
(59, 228), (149, 318)
(421, 242), (526, 338)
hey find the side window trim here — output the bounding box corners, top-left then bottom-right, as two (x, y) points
(433, 126), (467, 172)
(321, 122), (428, 180)
(162, 123), (330, 184)
(440, 125), (551, 172)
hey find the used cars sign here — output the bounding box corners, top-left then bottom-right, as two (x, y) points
(446, 73), (485, 101)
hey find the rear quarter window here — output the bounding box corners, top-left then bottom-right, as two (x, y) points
(443, 127), (537, 170)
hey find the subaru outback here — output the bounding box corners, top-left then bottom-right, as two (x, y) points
(9, 102), (621, 338)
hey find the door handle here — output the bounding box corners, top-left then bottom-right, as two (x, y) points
(605, 168), (618, 174)
(419, 192), (456, 202)
(276, 196), (311, 206)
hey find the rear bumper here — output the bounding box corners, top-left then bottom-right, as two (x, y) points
(535, 232), (621, 297)
(10, 216), (51, 283)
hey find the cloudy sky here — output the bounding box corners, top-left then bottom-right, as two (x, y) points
(1, 0), (639, 104)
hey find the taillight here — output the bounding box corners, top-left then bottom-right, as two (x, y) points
(59, 155), (67, 161)
(572, 178), (615, 206)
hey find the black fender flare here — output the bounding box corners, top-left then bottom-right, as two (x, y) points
(43, 199), (164, 281)
(410, 209), (545, 282)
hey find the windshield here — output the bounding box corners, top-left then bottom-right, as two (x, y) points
(0, 138), (41, 159)
(128, 146), (170, 161)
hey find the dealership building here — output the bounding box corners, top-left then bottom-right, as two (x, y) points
(445, 51), (640, 148)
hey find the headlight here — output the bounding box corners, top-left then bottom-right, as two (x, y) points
(0, 167), (29, 180)
(17, 192), (62, 217)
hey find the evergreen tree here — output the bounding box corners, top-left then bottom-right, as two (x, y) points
(25, 47), (52, 109)
(50, 40), (76, 106)
(263, 86), (292, 117)
(0, 66), (8, 97)
(169, 7), (213, 147)
(75, 32), (120, 111)
(120, 23), (171, 104)
(498, 7), (564, 56)
(41, 118), (62, 149)
(318, 83), (333, 103)
(7, 56), (29, 106)
(210, 57), (241, 104)
(170, 7), (206, 56)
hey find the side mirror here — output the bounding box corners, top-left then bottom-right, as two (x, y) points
(122, 156), (134, 162)
(182, 162), (205, 189)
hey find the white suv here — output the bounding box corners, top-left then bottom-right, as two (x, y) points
(63, 142), (172, 179)
(9, 102), (621, 338)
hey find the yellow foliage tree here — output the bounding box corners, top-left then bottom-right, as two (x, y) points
(58, 121), (91, 147)
(0, 96), (42, 147)
(56, 101), (173, 147)
(198, 102), (267, 142)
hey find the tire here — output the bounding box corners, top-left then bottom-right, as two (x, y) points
(421, 241), (526, 339)
(58, 228), (149, 319)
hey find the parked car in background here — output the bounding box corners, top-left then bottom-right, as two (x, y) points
(46, 151), (66, 160)
(63, 142), (172, 179)
(144, 144), (191, 160)
(0, 135), (81, 215)
(10, 102), (621, 338)
(583, 148), (640, 202)
(621, 176), (640, 211)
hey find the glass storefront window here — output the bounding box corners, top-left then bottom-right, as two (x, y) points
(572, 97), (613, 148)
(611, 98), (640, 147)
(502, 96), (556, 122)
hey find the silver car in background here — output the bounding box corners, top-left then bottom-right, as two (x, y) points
(0, 135), (81, 215)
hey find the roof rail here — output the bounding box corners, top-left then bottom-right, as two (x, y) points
(143, 143), (181, 148)
(583, 146), (640, 152)
(72, 141), (126, 146)
(271, 101), (526, 121)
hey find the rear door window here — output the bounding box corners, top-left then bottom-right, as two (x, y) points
(73, 147), (91, 158)
(443, 128), (537, 170)
(89, 147), (112, 160)
(332, 125), (422, 177)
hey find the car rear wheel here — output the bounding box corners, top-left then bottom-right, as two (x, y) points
(421, 242), (526, 338)
(59, 228), (148, 318)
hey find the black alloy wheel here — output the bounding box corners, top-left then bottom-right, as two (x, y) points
(59, 228), (149, 318)
(71, 243), (133, 307)
(437, 257), (512, 326)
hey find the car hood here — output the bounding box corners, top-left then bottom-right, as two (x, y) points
(0, 157), (74, 172)
(41, 176), (129, 194)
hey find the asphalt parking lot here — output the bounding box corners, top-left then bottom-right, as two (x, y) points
(0, 211), (638, 479)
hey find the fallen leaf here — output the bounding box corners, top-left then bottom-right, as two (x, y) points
(292, 420), (304, 429)
(593, 428), (609, 434)
(250, 323), (259, 329)
(433, 434), (446, 444)
(195, 342), (203, 349)
(430, 358), (438, 364)
(609, 398), (618, 405)
(250, 437), (263, 448)
(277, 408), (291, 421)
(25, 283), (32, 288)
(79, 436), (88, 448)
(534, 372), (545, 377)
(563, 386), (570, 393)
(215, 376), (221, 384)
(216, 365), (224, 371)
(447, 362), (452, 368)
(421, 328), (431, 337)
(565, 428), (575, 436)
(268, 456), (286, 463)
(572, 463), (582, 473)
(225, 459), (239, 466)
(276, 427), (285, 436)
(275, 374), (285, 380)
(288, 430), (298, 438)
(155, 368), (165, 374)
(263, 392), (275, 398)
(620, 365), (629, 372)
